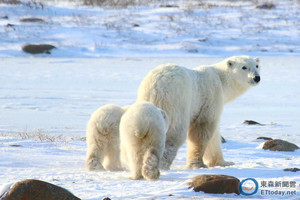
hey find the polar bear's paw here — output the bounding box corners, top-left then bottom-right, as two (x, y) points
(105, 164), (123, 172)
(86, 158), (104, 171)
(185, 162), (207, 169)
(142, 165), (160, 181)
(206, 160), (235, 168)
(142, 149), (160, 180)
(220, 160), (235, 167)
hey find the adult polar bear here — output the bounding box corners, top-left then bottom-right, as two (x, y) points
(137, 56), (261, 170)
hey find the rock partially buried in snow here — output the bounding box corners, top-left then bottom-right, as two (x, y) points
(243, 120), (262, 125)
(257, 137), (273, 141)
(221, 136), (226, 143)
(20, 17), (45, 23)
(22, 44), (56, 54)
(2, 179), (80, 200)
(263, 139), (299, 152)
(188, 174), (240, 195)
(284, 168), (300, 172)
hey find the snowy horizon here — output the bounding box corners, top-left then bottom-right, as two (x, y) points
(0, 0), (299, 58)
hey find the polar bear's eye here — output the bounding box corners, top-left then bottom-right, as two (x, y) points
(242, 66), (247, 70)
(256, 65), (259, 68)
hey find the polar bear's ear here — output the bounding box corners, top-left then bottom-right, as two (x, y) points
(227, 60), (235, 68)
(254, 57), (260, 63)
(160, 109), (169, 127)
(160, 109), (167, 120)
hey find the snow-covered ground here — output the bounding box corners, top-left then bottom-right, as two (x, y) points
(0, 0), (299, 199)
(0, 0), (299, 57)
(0, 57), (299, 199)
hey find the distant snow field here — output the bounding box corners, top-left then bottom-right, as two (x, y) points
(0, 0), (299, 57)
(0, 57), (299, 199)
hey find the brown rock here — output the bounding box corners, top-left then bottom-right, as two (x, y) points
(2, 179), (80, 200)
(221, 136), (226, 143)
(257, 137), (272, 141)
(188, 174), (240, 195)
(256, 3), (276, 10)
(20, 18), (45, 23)
(22, 44), (56, 54)
(263, 139), (299, 152)
(243, 120), (262, 125)
(284, 168), (300, 172)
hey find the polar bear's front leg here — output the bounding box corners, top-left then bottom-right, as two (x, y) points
(203, 129), (234, 167)
(186, 121), (218, 169)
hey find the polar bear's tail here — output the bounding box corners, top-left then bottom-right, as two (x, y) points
(142, 148), (160, 181)
(134, 130), (149, 138)
(134, 123), (152, 138)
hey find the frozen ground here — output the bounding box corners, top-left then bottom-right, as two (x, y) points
(0, 0), (299, 199)
(0, 57), (299, 199)
(0, 0), (299, 57)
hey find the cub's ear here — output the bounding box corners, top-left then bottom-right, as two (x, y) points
(160, 109), (168, 120)
(254, 57), (260, 63)
(227, 60), (235, 68)
(160, 109), (170, 127)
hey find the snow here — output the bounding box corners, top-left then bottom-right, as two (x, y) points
(0, 57), (299, 199)
(0, 0), (300, 199)
(0, 0), (299, 57)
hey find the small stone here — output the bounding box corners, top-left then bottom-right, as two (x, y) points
(284, 168), (300, 172)
(22, 44), (56, 54)
(20, 18), (45, 23)
(256, 3), (276, 10)
(257, 137), (272, 141)
(9, 144), (22, 147)
(159, 4), (179, 8)
(221, 136), (226, 143)
(263, 139), (299, 152)
(188, 174), (240, 195)
(243, 120), (262, 125)
(2, 179), (80, 200)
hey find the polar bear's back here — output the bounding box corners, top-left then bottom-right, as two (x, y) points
(121, 102), (167, 139)
(88, 104), (125, 138)
(137, 64), (193, 129)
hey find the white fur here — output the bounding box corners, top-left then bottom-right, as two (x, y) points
(120, 102), (169, 180)
(137, 55), (261, 169)
(86, 104), (127, 171)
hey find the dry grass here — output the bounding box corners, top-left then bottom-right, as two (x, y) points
(0, 129), (86, 143)
(1, 129), (65, 142)
(0, 0), (282, 10)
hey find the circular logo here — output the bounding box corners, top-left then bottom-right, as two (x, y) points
(239, 178), (259, 196)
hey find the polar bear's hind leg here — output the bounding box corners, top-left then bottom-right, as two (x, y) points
(142, 148), (160, 181)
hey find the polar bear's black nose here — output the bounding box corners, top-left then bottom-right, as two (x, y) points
(254, 76), (260, 83)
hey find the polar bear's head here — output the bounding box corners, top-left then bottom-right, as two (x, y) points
(227, 55), (261, 86)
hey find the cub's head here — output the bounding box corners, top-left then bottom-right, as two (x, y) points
(227, 55), (261, 86)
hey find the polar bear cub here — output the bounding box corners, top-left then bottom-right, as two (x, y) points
(120, 102), (169, 180)
(86, 104), (128, 171)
